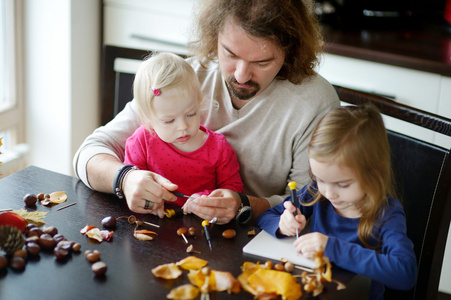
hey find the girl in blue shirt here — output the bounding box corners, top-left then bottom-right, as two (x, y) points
(256, 104), (417, 299)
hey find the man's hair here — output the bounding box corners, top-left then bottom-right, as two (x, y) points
(189, 0), (323, 84)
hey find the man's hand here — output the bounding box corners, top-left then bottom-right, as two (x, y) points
(122, 170), (178, 218)
(185, 189), (241, 224)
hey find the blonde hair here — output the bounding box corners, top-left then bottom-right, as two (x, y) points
(306, 104), (396, 249)
(133, 52), (203, 127)
(189, 0), (323, 84)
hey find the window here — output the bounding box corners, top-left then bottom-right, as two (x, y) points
(0, 0), (23, 151)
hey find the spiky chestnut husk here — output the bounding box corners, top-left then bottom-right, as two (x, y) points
(0, 225), (25, 255)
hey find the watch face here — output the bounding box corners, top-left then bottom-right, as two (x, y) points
(237, 207), (253, 224)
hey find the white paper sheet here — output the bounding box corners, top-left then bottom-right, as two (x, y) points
(243, 230), (316, 269)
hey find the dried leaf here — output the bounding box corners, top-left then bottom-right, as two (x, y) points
(49, 191), (67, 204)
(187, 269), (240, 294)
(13, 209), (47, 226)
(213, 270), (241, 293)
(134, 229), (157, 241)
(152, 263), (183, 280)
(80, 224), (96, 235)
(176, 256), (208, 270)
(167, 284), (200, 300)
(86, 228), (104, 242)
(100, 230), (114, 241)
(238, 263), (302, 300)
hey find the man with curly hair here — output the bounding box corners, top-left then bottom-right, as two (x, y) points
(74, 0), (339, 224)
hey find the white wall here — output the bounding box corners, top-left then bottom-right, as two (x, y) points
(24, 0), (100, 176)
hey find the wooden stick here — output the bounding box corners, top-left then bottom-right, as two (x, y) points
(143, 221), (160, 228)
(56, 202), (77, 211)
(294, 265), (314, 273)
(0, 208), (13, 213)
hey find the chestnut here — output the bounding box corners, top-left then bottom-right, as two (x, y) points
(9, 256), (26, 270)
(101, 216), (117, 229)
(222, 229), (236, 239)
(23, 193), (37, 206)
(42, 226), (58, 237)
(39, 233), (57, 250)
(53, 246), (70, 260)
(0, 255), (8, 270)
(26, 242), (41, 257)
(92, 261), (107, 276)
(27, 227), (42, 238)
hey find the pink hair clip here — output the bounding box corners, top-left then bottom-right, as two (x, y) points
(150, 87), (161, 96)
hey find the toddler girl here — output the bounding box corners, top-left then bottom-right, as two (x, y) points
(124, 52), (244, 208)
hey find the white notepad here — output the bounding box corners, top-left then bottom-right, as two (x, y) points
(243, 230), (316, 269)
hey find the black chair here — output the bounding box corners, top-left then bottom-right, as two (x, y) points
(334, 85), (451, 300)
(100, 45), (153, 125)
(100, 45), (186, 125)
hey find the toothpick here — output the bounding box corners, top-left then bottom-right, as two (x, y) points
(56, 202), (77, 211)
(0, 208), (13, 213)
(143, 221), (160, 228)
(294, 265), (314, 273)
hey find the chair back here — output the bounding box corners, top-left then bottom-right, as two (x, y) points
(101, 45), (153, 125)
(334, 85), (451, 300)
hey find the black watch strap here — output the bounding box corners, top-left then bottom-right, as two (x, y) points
(236, 192), (250, 207)
(235, 192), (253, 224)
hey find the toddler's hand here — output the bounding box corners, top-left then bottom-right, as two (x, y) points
(278, 201), (306, 236)
(293, 232), (328, 259)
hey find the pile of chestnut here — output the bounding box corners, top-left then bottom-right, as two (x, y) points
(0, 223), (106, 276)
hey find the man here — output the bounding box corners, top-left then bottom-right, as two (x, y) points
(73, 0), (339, 224)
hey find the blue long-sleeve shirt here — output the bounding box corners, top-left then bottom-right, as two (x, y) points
(256, 182), (417, 299)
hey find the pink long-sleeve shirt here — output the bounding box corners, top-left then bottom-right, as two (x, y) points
(124, 125), (244, 206)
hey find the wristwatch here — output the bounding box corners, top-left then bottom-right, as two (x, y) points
(235, 192), (253, 224)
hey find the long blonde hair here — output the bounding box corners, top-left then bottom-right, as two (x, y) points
(133, 52), (203, 128)
(306, 104), (396, 248)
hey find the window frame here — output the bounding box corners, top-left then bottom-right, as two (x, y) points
(0, 0), (24, 149)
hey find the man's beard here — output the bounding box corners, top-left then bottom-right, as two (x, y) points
(226, 76), (260, 100)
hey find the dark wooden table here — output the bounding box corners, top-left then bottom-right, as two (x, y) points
(0, 166), (368, 300)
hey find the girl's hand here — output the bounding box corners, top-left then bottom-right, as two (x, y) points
(278, 201), (306, 236)
(293, 232), (329, 259)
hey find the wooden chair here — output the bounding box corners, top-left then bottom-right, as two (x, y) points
(334, 85), (451, 300)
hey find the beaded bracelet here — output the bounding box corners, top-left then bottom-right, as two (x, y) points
(113, 165), (138, 199)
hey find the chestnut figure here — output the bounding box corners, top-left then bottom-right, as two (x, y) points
(23, 194), (38, 206)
